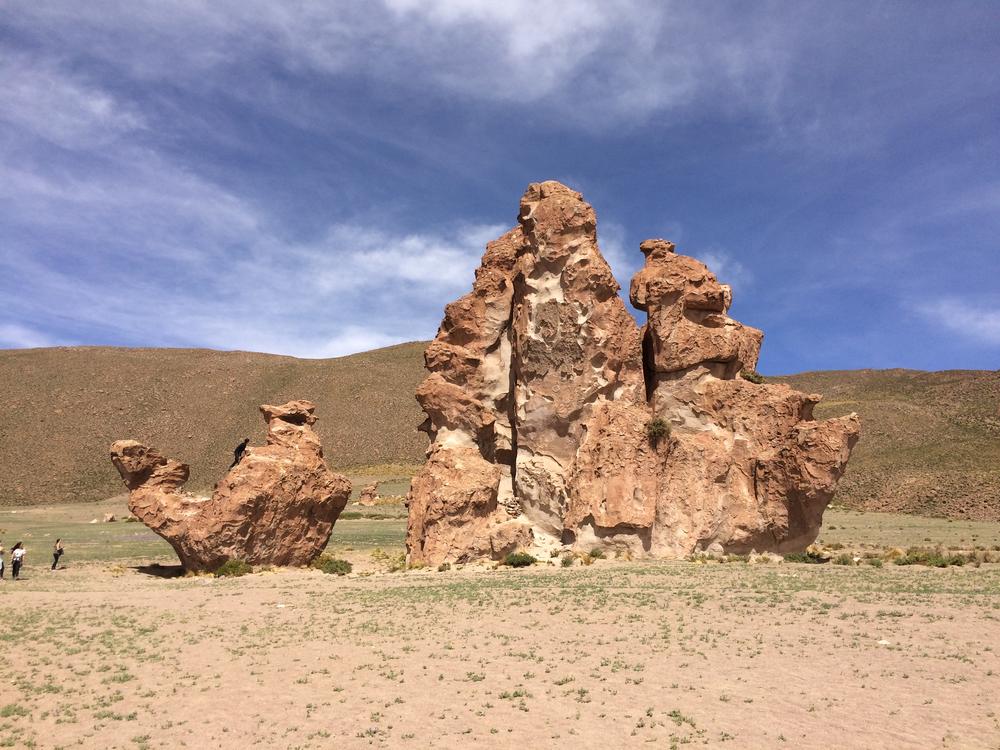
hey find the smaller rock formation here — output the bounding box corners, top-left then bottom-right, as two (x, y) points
(103, 513), (117, 523)
(110, 400), (351, 572)
(358, 483), (379, 507)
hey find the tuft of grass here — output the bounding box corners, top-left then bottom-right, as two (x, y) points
(437, 562), (451, 572)
(371, 548), (407, 572)
(213, 559), (251, 578)
(740, 369), (765, 384)
(560, 554), (574, 568)
(833, 553), (854, 566)
(503, 552), (536, 568)
(646, 418), (670, 447)
(313, 554), (352, 576)
(783, 550), (829, 564)
(894, 546), (970, 568)
(589, 547), (605, 559)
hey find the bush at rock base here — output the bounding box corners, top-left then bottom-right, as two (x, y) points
(213, 559), (251, 578)
(503, 552), (536, 568)
(313, 554), (352, 575)
(783, 550), (829, 564)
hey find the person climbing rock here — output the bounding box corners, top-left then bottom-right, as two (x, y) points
(230, 438), (250, 468)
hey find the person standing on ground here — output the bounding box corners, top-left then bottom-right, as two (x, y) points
(0, 540), (4, 579)
(230, 437), (250, 468)
(10, 543), (25, 580)
(52, 539), (64, 570)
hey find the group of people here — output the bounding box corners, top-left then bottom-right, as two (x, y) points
(1, 436), (246, 583)
(0, 539), (64, 580)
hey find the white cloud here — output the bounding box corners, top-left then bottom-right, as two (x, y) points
(695, 248), (752, 291)
(0, 323), (65, 349)
(918, 299), (1000, 347)
(595, 220), (638, 289)
(2, 1), (829, 134)
(311, 326), (403, 359)
(0, 56), (144, 149)
(0, 47), (506, 359)
(0, 138), (503, 357)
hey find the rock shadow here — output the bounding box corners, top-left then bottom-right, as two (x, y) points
(132, 562), (186, 578)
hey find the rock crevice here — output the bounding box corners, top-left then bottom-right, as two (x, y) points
(406, 181), (860, 565)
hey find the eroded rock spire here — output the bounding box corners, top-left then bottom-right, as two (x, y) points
(406, 181), (860, 565)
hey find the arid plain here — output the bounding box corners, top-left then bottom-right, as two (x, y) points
(2, 500), (998, 750)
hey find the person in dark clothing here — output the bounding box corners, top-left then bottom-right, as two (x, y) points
(52, 538), (64, 570)
(230, 438), (251, 468)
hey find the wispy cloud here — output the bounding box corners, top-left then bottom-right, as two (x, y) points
(696, 248), (753, 292)
(0, 55), (144, 149)
(0, 324), (67, 349)
(1, 0), (880, 139)
(0, 1), (997, 374)
(917, 299), (1000, 348)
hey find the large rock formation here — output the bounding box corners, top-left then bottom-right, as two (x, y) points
(406, 181), (860, 565)
(110, 400), (351, 571)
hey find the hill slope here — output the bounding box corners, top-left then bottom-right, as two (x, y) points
(1, 346), (998, 519)
(775, 369), (1000, 520)
(1, 344), (429, 506)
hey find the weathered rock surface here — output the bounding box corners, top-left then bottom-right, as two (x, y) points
(358, 483), (380, 507)
(407, 181), (860, 565)
(110, 400), (351, 571)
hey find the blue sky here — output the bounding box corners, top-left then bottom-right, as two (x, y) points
(1, 1), (997, 374)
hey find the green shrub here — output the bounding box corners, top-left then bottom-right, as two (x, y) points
(894, 546), (969, 568)
(560, 554), (574, 568)
(783, 550), (828, 564)
(646, 418), (671, 446)
(437, 562), (451, 572)
(740, 369), (765, 384)
(833, 553), (854, 566)
(313, 554), (352, 576)
(213, 559), (251, 578)
(371, 548), (407, 572)
(589, 547), (605, 559)
(503, 552), (536, 568)
(866, 557), (883, 568)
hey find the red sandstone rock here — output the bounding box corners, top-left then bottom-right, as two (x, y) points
(406, 181), (860, 566)
(110, 400), (350, 571)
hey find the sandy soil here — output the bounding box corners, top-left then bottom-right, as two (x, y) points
(1, 556), (998, 749)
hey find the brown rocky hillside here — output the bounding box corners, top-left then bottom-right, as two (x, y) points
(0, 344), (428, 506)
(776, 369), (1000, 520)
(1, 346), (997, 520)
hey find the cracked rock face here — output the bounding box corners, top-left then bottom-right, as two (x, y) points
(406, 181), (860, 565)
(110, 400), (351, 571)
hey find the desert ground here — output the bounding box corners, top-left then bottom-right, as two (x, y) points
(0, 503), (998, 750)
